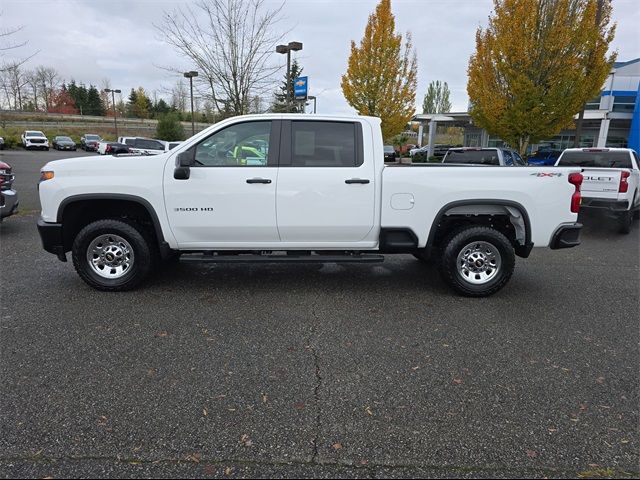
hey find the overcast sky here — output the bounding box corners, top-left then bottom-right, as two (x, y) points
(2, 0), (639, 114)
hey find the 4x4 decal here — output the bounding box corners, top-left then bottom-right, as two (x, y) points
(530, 172), (563, 177)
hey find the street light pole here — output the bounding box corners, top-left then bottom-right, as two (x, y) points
(276, 42), (303, 112)
(104, 88), (121, 139)
(183, 71), (199, 136)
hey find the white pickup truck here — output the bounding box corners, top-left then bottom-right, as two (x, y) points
(555, 148), (639, 233)
(37, 114), (584, 296)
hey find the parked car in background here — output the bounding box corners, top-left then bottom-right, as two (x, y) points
(0, 160), (18, 221)
(383, 145), (397, 162)
(52, 136), (77, 151)
(527, 149), (562, 166)
(442, 147), (527, 166)
(555, 148), (639, 233)
(21, 131), (49, 150)
(81, 134), (102, 152)
(97, 141), (133, 155)
(118, 137), (167, 155)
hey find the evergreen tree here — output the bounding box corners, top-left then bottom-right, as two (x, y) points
(86, 85), (104, 116)
(127, 88), (138, 117)
(271, 60), (304, 113)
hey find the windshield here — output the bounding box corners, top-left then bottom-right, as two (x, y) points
(444, 150), (499, 165)
(86, 135), (100, 140)
(57, 136), (72, 142)
(26, 132), (46, 138)
(384, 145), (395, 153)
(557, 150), (632, 168)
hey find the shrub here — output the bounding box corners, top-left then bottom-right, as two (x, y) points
(156, 113), (185, 142)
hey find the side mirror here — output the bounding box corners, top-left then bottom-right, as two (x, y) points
(174, 149), (195, 180)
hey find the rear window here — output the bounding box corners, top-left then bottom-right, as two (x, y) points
(443, 150), (499, 165)
(557, 150), (632, 168)
(384, 145), (395, 153)
(26, 132), (45, 138)
(85, 135), (100, 141)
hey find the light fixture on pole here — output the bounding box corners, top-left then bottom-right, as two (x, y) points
(104, 88), (122, 139)
(183, 71), (199, 136)
(307, 95), (317, 114)
(275, 41), (303, 111)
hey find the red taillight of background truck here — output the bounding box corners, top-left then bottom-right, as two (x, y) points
(619, 171), (630, 193)
(568, 172), (583, 213)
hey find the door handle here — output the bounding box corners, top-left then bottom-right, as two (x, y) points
(345, 178), (370, 184)
(246, 178), (272, 184)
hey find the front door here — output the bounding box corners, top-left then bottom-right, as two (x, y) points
(164, 120), (280, 248)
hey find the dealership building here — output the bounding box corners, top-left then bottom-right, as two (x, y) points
(413, 58), (640, 155)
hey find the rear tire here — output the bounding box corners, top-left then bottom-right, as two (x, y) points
(618, 210), (633, 234)
(439, 226), (515, 297)
(72, 219), (155, 291)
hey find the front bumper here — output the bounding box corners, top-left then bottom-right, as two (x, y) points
(550, 223), (582, 249)
(25, 142), (49, 149)
(0, 189), (19, 219)
(37, 218), (67, 261)
(580, 197), (629, 212)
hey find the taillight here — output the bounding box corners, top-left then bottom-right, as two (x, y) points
(619, 171), (630, 193)
(568, 172), (583, 213)
(106, 145), (112, 153)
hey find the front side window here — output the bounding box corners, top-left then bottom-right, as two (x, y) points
(291, 121), (358, 167)
(194, 121), (271, 167)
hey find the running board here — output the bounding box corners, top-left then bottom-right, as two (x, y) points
(180, 254), (385, 264)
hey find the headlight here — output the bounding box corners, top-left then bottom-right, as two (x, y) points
(40, 171), (55, 182)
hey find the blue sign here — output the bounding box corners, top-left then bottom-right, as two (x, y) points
(294, 76), (308, 101)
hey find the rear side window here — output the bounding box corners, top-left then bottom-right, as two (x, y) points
(136, 139), (165, 150)
(125, 138), (135, 145)
(444, 150), (499, 165)
(558, 151), (632, 168)
(502, 150), (514, 166)
(290, 121), (360, 167)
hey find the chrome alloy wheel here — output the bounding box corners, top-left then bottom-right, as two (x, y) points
(86, 234), (134, 279)
(456, 241), (502, 285)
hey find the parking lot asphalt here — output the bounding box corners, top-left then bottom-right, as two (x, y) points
(0, 149), (638, 478)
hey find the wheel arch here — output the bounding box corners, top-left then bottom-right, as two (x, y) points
(425, 199), (533, 258)
(57, 194), (170, 256)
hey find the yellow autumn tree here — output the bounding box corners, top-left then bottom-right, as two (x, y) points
(467, 0), (616, 155)
(341, 0), (417, 140)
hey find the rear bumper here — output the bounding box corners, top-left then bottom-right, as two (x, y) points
(550, 223), (582, 250)
(0, 190), (19, 219)
(37, 218), (67, 261)
(580, 197), (629, 212)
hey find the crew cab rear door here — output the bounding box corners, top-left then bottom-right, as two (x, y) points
(163, 120), (280, 247)
(275, 120), (375, 242)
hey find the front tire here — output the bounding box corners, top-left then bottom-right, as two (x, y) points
(439, 226), (515, 297)
(72, 219), (154, 291)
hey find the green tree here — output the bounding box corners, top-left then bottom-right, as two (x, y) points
(467, 0), (616, 155)
(422, 80), (451, 114)
(271, 60), (304, 113)
(156, 112), (185, 141)
(86, 85), (104, 116)
(127, 88), (138, 117)
(341, 0), (418, 140)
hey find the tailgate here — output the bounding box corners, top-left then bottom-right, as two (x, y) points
(581, 168), (621, 199)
